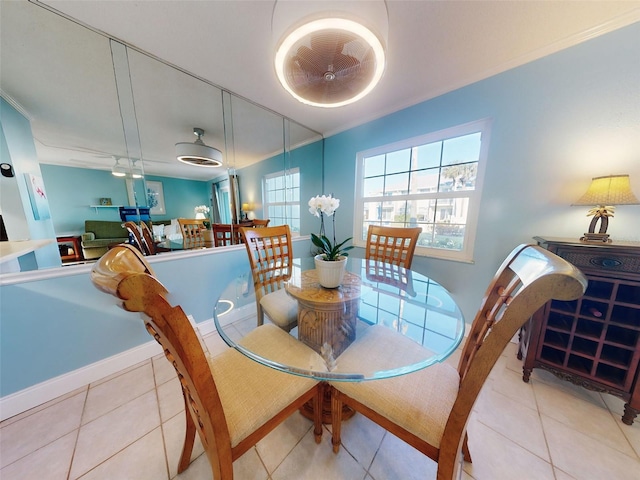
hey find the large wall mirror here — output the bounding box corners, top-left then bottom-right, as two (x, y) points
(0, 1), (323, 270)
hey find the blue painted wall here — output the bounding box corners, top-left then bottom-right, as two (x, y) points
(324, 22), (640, 323)
(238, 139), (323, 234)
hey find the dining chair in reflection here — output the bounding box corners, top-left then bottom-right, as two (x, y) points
(251, 218), (270, 228)
(240, 225), (298, 332)
(329, 244), (587, 479)
(211, 223), (242, 246)
(90, 244), (323, 480)
(365, 225), (422, 268)
(364, 259), (416, 297)
(178, 218), (206, 249)
(139, 222), (157, 255)
(123, 221), (150, 255)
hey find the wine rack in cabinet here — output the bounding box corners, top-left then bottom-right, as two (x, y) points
(518, 237), (640, 425)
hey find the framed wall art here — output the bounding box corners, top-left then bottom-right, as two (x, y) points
(25, 173), (51, 220)
(146, 181), (166, 215)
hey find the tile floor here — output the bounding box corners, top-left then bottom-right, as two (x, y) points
(1, 333), (639, 480)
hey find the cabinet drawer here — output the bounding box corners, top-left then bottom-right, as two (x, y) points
(552, 245), (640, 277)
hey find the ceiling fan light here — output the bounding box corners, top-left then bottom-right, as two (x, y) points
(176, 128), (223, 167)
(275, 18), (386, 108)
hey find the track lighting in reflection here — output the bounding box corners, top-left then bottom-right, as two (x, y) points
(131, 159), (143, 179)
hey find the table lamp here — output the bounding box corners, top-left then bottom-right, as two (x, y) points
(572, 174), (639, 243)
(242, 203), (255, 220)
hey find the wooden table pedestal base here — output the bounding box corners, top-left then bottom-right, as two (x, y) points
(299, 383), (355, 424)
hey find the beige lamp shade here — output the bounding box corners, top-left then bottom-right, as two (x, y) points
(573, 175), (640, 206)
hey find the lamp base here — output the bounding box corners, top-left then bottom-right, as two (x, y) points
(580, 232), (612, 243)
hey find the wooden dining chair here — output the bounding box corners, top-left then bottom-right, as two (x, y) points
(123, 221), (151, 255)
(365, 225), (422, 269)
(90, 244), (323, 480)
(140, 221), (157, 255)
(251, 218), (270, 228)
(240, 225), (298, 332)
(211, 223), (242, 246)
(329, 244), (587, 479)
(178, 218), (206, 249)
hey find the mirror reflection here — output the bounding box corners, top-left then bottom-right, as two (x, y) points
(0, 1), (323, 271)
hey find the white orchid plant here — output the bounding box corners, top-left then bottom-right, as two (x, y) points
(308, 194), (353, 261)
(194, 205), (210, 214)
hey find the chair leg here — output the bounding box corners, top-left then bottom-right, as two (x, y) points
(462, 432), (472, 463)
(177, 396), (197, 473)
(331, 386), (343, 453)
(257, 304), (264, 326)
(313, 383), (324, 443)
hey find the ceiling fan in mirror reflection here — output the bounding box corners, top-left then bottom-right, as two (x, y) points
(175, 127), (223, 167)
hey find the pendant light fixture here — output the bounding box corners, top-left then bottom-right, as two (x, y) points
(111, 156), (126, 177)
(175, 127), (223, 167)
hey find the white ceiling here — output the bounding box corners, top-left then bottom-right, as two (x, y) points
(2, 1), (639, 180)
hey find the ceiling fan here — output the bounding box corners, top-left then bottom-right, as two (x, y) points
(275, 18), (385, 108)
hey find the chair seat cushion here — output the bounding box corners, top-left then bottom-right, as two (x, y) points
(209, 324), (325, 447)
(329, 325), (460, 448)
(259, 288), (298, 329)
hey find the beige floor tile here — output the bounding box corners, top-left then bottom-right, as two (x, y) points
(369, 431), (438, 480)
(616, 417), (640, 458)
(173, 452), (215, 480)
(529, 368), (607, 408)
(90, 358), (151, 387)
(553, 467), (578, 480)
(542, 414), (640, 480)
(337, 412), (386, 470)
(0, 385), (86, 428)
(0, 390), (85, 467)
(0, 430), (76, 480)
(162, 411), (205, 478)
(464, 419), (554, 480)
(157, 377), (184, 422)
(152, 353), (178, 386)
(203, 332), (231, 357)
(82, 362), (155, 424)
(533, 380), (635, 457)
(256, 411), (315, 474)
(75, 428), (168, 480)
(232, 447), (270, 480)
(489, 362), (537, 411)
(273, 428), (366, 480)
(70, 390), (160, 478)
(473, 385), (549, 460)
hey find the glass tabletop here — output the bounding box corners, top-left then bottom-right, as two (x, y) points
(213, 256), (465, 381)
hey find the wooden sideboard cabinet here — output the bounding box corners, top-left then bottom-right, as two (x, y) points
(518, 236), (640, 425)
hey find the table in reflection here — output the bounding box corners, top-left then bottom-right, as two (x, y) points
(213, 256), (465, 382)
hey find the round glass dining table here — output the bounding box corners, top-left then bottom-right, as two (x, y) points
(213, 256), (465, 382)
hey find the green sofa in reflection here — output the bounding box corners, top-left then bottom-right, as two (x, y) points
(81, 219), (175, 260)
(81, 220), (129, 260)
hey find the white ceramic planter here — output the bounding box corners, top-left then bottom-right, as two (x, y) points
(314, 254), (348, 288)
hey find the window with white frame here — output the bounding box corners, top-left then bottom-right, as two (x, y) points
(354, 119), (491, 262)
(263, 168), (300, 233)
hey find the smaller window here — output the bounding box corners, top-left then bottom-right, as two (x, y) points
(263, 168), (300, 233)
